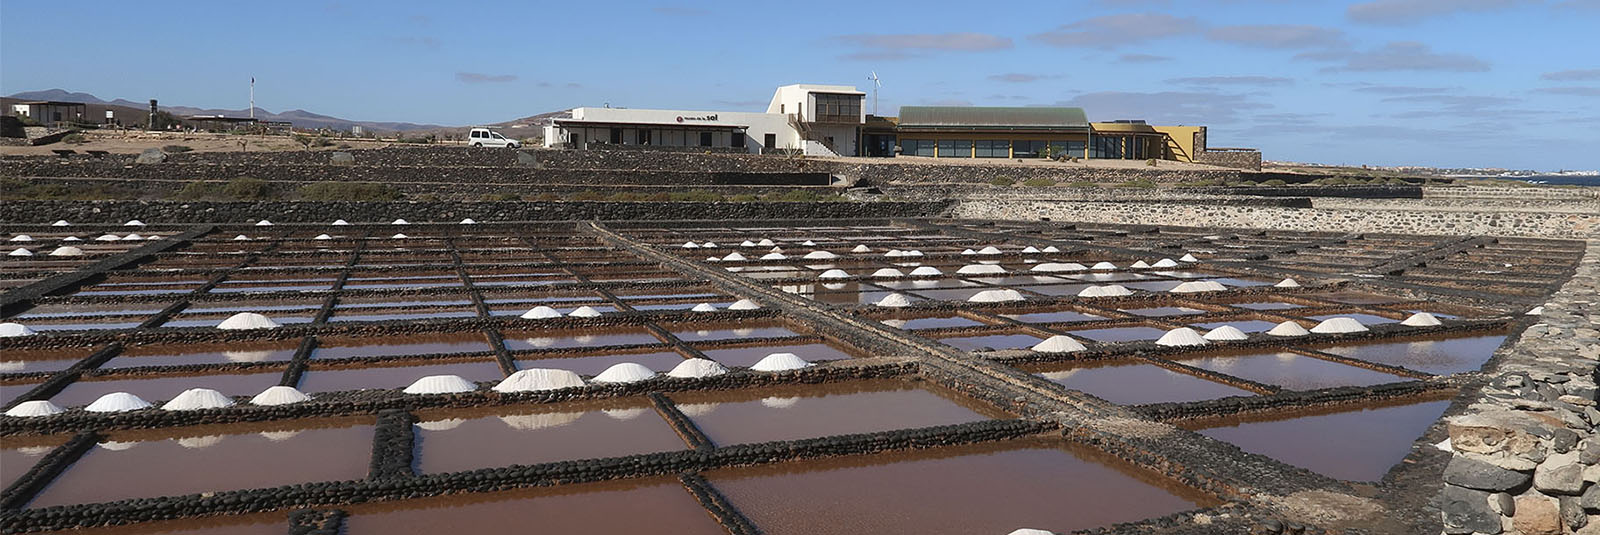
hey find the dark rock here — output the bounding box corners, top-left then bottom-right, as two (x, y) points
(1553, 428), (1580, 453)
(1439, 485), (1501, 534)
(1559, 495), (1588, 529)
(1443, 455), (1532, 491)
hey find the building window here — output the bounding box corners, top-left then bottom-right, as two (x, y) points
(901, 139), (935, 157)
(732, 133), (745, 148)
(638, 130), (651, 145)
(764, 133), (777, 150)
(975, 140), (1008, 158)
(1013, 140), (1041, 158)
(937, 139), (972, 158)
(700, 132), (713, 146)
(609, 128), (622, 144)
(812, 93), (861, 123)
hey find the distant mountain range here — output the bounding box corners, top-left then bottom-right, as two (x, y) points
(5, 89), (453, 133)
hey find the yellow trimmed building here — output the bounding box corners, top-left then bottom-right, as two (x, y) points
(888, 106), (1206, 162)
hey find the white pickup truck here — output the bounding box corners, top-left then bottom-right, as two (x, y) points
(468, 127), (520, 148)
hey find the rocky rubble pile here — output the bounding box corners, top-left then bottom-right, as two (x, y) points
(1439, 240), (1599, 535)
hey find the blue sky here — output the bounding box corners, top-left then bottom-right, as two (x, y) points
(3, 0), (1598, 169)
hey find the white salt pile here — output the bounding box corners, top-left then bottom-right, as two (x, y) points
(909, 266), (943, 276)
(593, 363), (656, 383)
(8, 248), (32, 257)
(521, 306), (562, 319)
(751, 352), (812, 372)
(124, 233), (144, 240)
(1077, 285), (1133, 297)
(251, 386), (312, 406)
(874, 293), (914, 307)
(85, 392), (152, 412)
(52, 220), (70, 226)
(1156, 327), (1210, 347)
(162, 388), (235, 411)
(1311, 317), (1369, 334)
(314, 234), (333, 240)
(391, 233), (409, 239)
(567, 306), (603, 318)
(740, 240), (757, 247)
(216, 312), (281, 330)
(758, 238), (776, 246)
(884, 249), (904, 257)
(957, 264), (1006, 275)
(1180, 253), (1199, 262)
(802, 240), (817, 246)
(872, 268), (906, 278)
(1170, 281), (1228, 293)
(961, 249), (978, 255)
(760, 252), (787, 260)
(9, 235), (32, 242)
(722, 252), (747, 261)
(852, 244), (872, 253)
(0, 323), (37, 337)
(667, 358), (729, 378)
(706, 256), (722, 262)
(392, 218), (410, 225)
(769, 246), (784, 253)
(332, 219), (351, 225)
(1266, 321), (1311, 337)
(460, 218), (478, 224)
(255, 220), (273, 226)
(691, 303), (719, 312)
(146, 235), (161, 240)
(1275, 278), (1301, 288)
(62, 236), (81, 241)
(493, 368), (586, 392)
(1032, 262), (1087, 272)
(977, 246), (1004, 255)
(403, 375), (478, 394)
(728, 299), (761, 310)
(5, 400), (64, 418)
(1130, 260), (1151, 269)
(701, 241), (718, 248)
(233, 235), (251, 241)
(1401, 312), (1442, 327)
(1031, 335), (1087, 353)
(1151, 258), (1179, 268)
(95, 234), (121, 241)
(124, 220), (146, 226)
(1007, 530), (1056, 535)
(819, 269), (851, 279)
(968, 289), (1025, 302)
(1526, 306), (1544, 316)
(1090, 261), (1118, 270)
(682, 241), (700, 248)
(903, 250), (924, 257)
(1203, 325), (1250, 341)
(803, 251), (838, 260)
(1021, 246), (1041, 254)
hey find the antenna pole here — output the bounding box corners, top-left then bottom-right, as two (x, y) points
(249, 77), (255, 119)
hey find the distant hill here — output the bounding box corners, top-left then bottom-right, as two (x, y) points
(5, 89), (447, 133)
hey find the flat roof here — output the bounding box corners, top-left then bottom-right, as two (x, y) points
(897, 106), (1089, 133)
(15, 101), (87, 106)
(554, 118), (748, 129)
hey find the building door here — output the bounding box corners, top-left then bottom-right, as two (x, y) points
(638, 129), (651, 145)
(610, 128), (622, 144)
(764, 133), (777, 151)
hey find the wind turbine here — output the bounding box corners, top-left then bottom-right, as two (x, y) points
(867, 71), (881, 116)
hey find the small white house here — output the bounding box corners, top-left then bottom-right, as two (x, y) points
(544, 84), (864, 156)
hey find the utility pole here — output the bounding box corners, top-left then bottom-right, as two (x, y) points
(249, 77), (255, 119)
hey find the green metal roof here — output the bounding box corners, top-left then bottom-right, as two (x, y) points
(897, 106), (1089, 132)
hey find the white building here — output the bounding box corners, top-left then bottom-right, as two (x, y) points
(543, 84), (864, 156)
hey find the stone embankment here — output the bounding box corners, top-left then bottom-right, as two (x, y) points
(953, 199), (1599, 239)
(1437, 240), (1599, 534)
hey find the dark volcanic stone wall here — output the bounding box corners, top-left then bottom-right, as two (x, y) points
(0, 200), (954, 224)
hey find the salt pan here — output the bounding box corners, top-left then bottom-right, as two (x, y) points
(751, 352), (812, 372)
(593, 363), (656, 383)
(493, 368), (585, 392)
